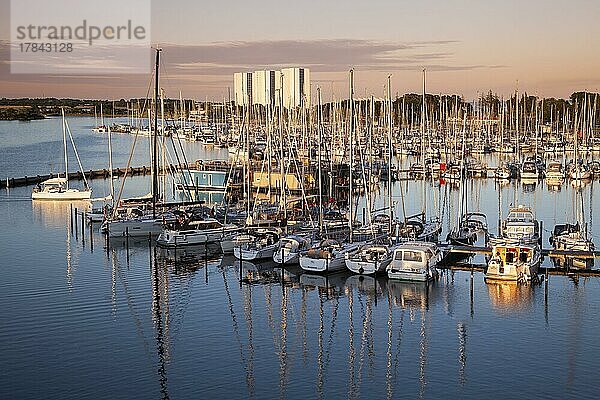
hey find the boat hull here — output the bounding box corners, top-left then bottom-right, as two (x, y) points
(387, 269), (436, 282)
(157, 228), (235, 247)
(32, 189), (92, 201)
(102, 218), (165, 237)
(234, 244), (277, 261)
(273, 250), (300, 265)
(299, 254), (345, 273)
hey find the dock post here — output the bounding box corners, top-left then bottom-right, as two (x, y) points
(374, 275), (378, 307)
(238, 242), (243, 286)
(81, 211), (85, 247)
(125, 227), (130, 264)
(544, 268), (549, 323)
(89, 223), (94, 252)
(70, 204), (73, 233)
(470, 266), (474, 318)
(105, 227), (109, 254)
(539, 221), (543, 255)
(173, 236), (177, 269)
(74, 208), (78, 240)
(205, 244), (208, 284)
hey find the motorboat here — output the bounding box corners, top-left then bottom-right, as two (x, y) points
(485, 242), (541, 282)
(386, 241), (442, 282)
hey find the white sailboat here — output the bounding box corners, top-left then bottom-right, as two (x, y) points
(32, 109), (92, 201)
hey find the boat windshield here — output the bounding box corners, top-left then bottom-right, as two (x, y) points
(403, 251), (423, 262)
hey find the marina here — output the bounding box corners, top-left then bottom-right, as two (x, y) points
(2, 102), (600, 398)
(3, 1), (600, 396)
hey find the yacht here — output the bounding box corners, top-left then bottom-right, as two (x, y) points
(491, 205), (540, 246)
(345, 242), (395, 275)
(157, 217), (239, 247)
(299, 239), (360, 273)
(386, 241), (442, 282)
(273, 235), (311, 265)
(101, 207), (174, 237)
(550, 223), (595, 268)
(485, 242), (541, 282)
(233, 229), (281, 261)
(545, 160), (565, 182)
(32, 177), (92, 201)
(520, 160), (539, 180)
(32, 111), (92, 201)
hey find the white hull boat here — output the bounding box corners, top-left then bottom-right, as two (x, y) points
(273, 235), (311, 265)
(386, 241), (442, 282)
(486, 241), (541, 282)
(345, 244), (394, 275)
(157, 219), (239, 247)
(299, 240), (360, 273)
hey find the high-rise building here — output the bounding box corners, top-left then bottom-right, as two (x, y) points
(251, 70), (281, 106)
(280, 67), (310, 109)
(233, 67), (310, 108)
(233, 72), (253, 106)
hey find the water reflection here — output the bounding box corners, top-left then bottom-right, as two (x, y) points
(32, 199), (91, 228)
(486, 281), (535, 312)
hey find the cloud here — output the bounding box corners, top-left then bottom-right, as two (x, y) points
(0, 38), (508, 97)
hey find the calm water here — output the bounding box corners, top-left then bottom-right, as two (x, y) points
(1, 118), (600, 399)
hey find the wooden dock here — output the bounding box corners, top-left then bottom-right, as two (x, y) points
(1, 163), (212, 189)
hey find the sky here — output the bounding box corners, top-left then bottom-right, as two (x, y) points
(0, 0), (599, 101)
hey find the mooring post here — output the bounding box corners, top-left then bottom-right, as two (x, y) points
(148, 232), (152, 270)
(70, 204), (73, 233)
(205, 244), (209, 284)
(81, 211), (85, 247)
(105, 230), (109, 254)
(74, 207), (78, 240)
(174, 236), (177, 269)
(124, 227), (129, 263)
(470, 267), (474, 317)
(89, 222), (94, 252)
(238, 243), (243, 286)
(374, 275), (378, 307)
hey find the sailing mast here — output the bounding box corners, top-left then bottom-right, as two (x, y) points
(348, 69), (355, 242)
(421, 69), (427, 220)
(317, 87), (324, 236)
(387, 75), (394, 234)
(152, 47), (161, 218)
(62, 108), (69, 190)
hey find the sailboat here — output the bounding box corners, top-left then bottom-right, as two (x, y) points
(101, 48), (172, 237)
(550, 186), (595, 268)
(299, 69), (363, 273)
(32, 109), (92, 201)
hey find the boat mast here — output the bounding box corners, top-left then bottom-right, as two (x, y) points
(108, 123), (114, 203)
(62, 108), (69, 190)
(387, 75), (393, 234)
(279, 73), (287, 222)
(152, 47), (162, 218)
(348, 69), (355, 242)
(421, 69), (427, 220)
(317, 87), (324, 236)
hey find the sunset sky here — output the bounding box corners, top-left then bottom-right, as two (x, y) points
(1, 0), (598, 101)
